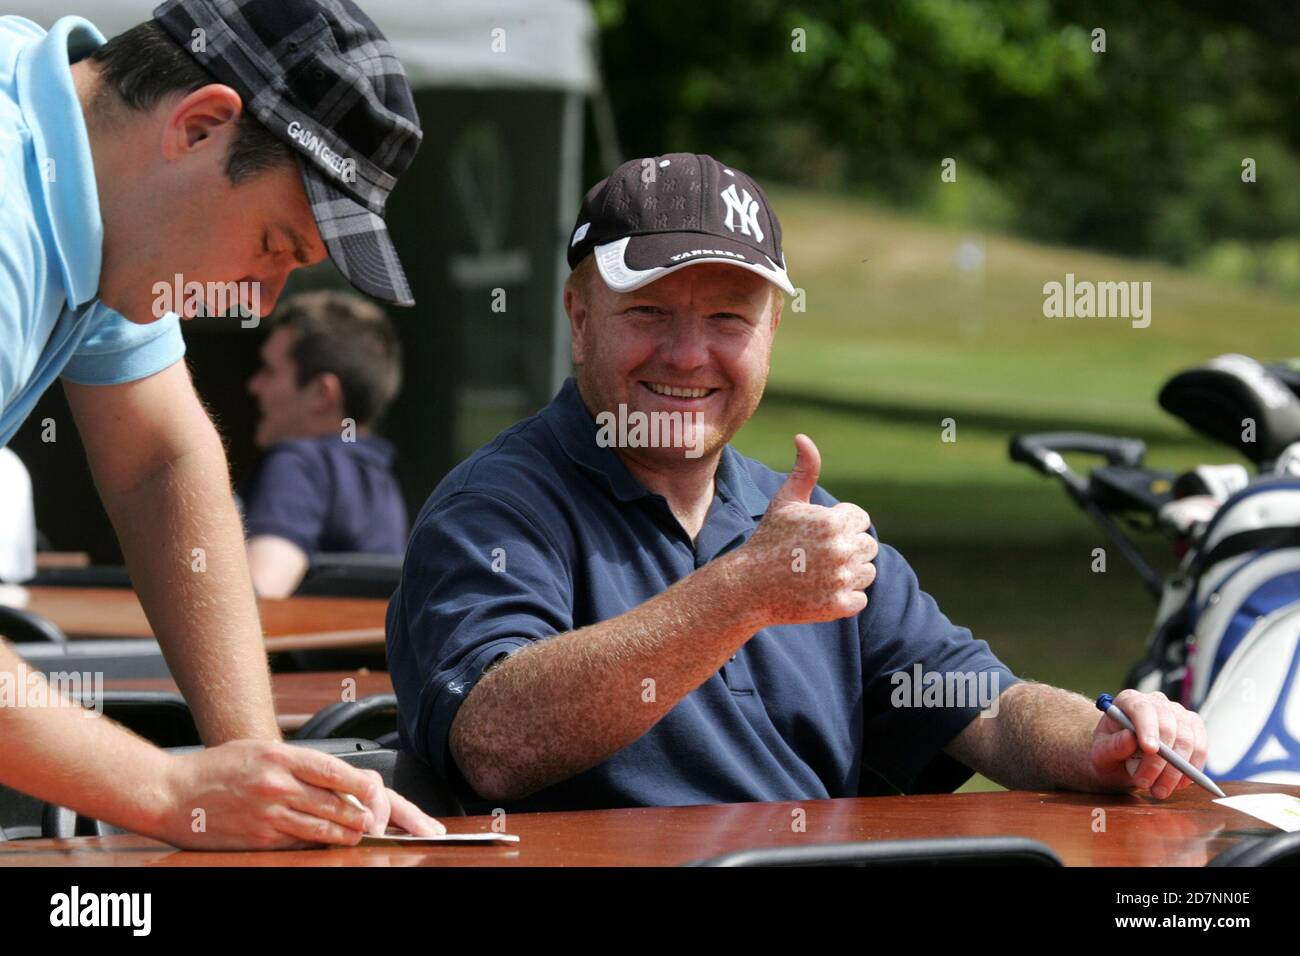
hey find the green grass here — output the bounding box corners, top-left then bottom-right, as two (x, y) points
(730, 185), (1293, 551)
(720, 187), (1296, 789)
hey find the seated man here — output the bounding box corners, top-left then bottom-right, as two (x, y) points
(242, 290), (408, 598)
(388, 153), (1208, 812)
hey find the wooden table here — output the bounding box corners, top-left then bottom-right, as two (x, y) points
(11, 587), (388, 653)
(0, 780), (1291, 867)
(105, 670), (395, 733)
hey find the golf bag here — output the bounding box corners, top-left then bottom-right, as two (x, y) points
(1015, 353), (1300, 783)
(1131, 476), (1300, 784)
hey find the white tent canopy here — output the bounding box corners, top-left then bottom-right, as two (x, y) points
(6, 0), (598, 92)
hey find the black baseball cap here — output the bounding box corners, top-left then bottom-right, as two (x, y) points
(567, 152), (794, 296)
(152, 0), (423, 306)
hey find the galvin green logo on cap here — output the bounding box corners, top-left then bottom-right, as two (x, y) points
(287, 120), (356, 182)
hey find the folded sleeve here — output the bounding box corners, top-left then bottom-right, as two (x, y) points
(856, 539), (1021, 794)
(240, 444), (330, 555)
(386, 490), (574, 788)
(61, 306), (185, 386)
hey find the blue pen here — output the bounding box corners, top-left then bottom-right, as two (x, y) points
(1096, 694), (1225, 798)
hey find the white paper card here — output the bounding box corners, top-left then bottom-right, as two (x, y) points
(360, 831), (520, 844)
(1213, 793), (1300, 832)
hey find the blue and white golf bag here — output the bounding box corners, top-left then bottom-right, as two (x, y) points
(1132, 476), (1300, 784)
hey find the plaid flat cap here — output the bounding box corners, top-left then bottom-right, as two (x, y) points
(153, 0), (423, 306)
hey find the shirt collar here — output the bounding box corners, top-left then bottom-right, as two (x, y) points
(16, 17), (108, 308)
(541, 378), (652, 502)
(714, 442), (772, 519)
(540, 377), (773, 519)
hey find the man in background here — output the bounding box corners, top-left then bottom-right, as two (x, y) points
(243, 290), (408, 598)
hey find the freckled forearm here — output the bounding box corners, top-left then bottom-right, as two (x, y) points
(955, 682), (1105, 792)
(101, 436), (279, 743)
(450, 550), (768, 801)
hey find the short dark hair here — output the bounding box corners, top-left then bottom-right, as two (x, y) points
(271, 290), (403, 426)
(88, 20), (295, 184)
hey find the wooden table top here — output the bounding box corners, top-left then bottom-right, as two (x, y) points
(0, 780), (1290, 867)
(104, 670), (395, 733)
(11, 587), (388, 652)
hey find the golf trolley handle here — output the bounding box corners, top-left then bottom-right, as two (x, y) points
(1008, 432), (1165, 600)
(1009, 432), (1147, 475)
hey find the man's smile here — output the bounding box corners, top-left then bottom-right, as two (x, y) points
(639, 380), (720, 405)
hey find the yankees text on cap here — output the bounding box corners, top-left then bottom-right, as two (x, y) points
(567, 152), (794, 296)
(153, 0), (423, 307)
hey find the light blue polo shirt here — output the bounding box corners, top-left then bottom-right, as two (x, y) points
(0, 16), (185, 449)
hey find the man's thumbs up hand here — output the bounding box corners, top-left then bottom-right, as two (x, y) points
(771, 433), (821, 505)
(740, 435), (878, 627)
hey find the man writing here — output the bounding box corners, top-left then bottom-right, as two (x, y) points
(0, 1), (441, 846)
(388, 153), (1209, 811)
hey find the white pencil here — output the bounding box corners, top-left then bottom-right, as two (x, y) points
(1096, 693), (1225, 798)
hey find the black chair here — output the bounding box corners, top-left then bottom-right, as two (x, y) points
(41, 803), (122, 839)
(1208, 831), (1300, 866)
(294, 694), (399, 742)
(0, 605), (67, 643)
(91, 691), (202, 749)
(40, 738), (463, 838)
(19, 639), (174, 679)
(338, 747), (464, 818)
(0, 784), (45, 840)
(283, 554), (403, 670)
(690, 836), (1063, 867)
(294, 553), (403, 599)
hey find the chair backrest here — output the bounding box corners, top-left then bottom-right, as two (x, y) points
(294, 694), (399, 742)
(0, 782), (46, 841)
(1208, 831), (1300, 866)
(18, 640), (174, 680)
(335, 748), (464, 818)
(294, 553), (403, 598)
(690, 836), (1063, 867)
(0, 605), (67, 643)
(91, 691), (202, 749)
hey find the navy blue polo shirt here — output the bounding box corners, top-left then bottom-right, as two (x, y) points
(387, 378), (1020, 812)
(239, 434), (408, 559)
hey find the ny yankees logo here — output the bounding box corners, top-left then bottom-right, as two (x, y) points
(720, 183), (764, 241)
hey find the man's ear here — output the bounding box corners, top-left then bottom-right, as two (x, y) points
(564, 282), (587, 366)
(310, 371), (346, 418)
(770, 291), (783, 335)
(160, 84), (243, 162)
